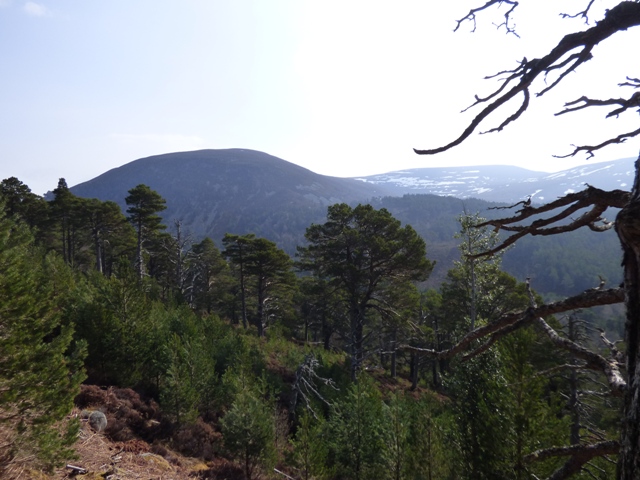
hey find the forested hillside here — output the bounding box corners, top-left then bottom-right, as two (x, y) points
(0, 176), (624, 479)
(374, 195), (624, 295)
(62, 148), (624, 297)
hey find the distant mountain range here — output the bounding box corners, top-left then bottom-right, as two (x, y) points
(68, 149), (629, 294)
(353, 158), (636, 203)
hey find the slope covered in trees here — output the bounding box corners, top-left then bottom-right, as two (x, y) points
(63, 148), (625, 295)
(0, 175), (627, 479)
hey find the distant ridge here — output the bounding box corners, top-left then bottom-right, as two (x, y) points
(352, 158), (635, 203)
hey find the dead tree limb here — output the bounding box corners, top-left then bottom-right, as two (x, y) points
(471, 186), (630, 259)
(556, 127), (640, 159)
(535, 315), (626, 396)
(401, 287), (623, 362)
(454, 0), (520, 35)
(415, 2), (640, 157)
(560, 0), (598, 22)
(524, 441), (620, 480)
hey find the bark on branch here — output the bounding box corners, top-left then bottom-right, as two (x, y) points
(400, 287), (623, 361)
(471, 186), (630, 259)
(535, 315), (626, 396)
(524, 441), (619, 480)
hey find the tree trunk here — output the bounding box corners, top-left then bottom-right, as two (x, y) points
(239, 262), (248, 329)
(469, 253), (477, 331)
(93, 229), (103, 274)
(350, 303), (365, 381)
(390, 329), (397, 378)
(135, 218), (144, 279)
(410, 352), (419, 391)
(174, 220), (184, 294)
(616, 157), (640, 479)
(567, 314), (581, 447)
(322, 321), (332, 350)
(256, 280), (265, 337)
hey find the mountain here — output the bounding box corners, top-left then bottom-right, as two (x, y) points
(70, 149), (391, 251)
(352, 158), (636, 203)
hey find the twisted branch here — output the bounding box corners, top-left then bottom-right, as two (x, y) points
(401, 287), (623, 361)
(472, 186), (629, 258)
(415, 2), (640, 156)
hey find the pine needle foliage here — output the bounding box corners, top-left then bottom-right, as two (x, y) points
(0, 211), (86, 473)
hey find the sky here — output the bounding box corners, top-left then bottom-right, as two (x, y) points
(1, 0), (638, 195)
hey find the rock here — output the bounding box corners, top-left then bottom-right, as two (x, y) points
(88, 410), (107, 432)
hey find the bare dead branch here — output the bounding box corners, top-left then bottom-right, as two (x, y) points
(475, 203), (609, 257)
(471, 186), (630, 258)
(454, 0), (519, 34)
(290, 354), (338, 419)
(533, 363), (588, 378)
(415, 2), (640, 156)
(555, 127), (640, 159)
(401, 287), (623, 361)
(483, 186), (630, 222)
(599, 329), (625, 364)
(535, 316), (626, 395)
(524, 440), (620, 462)
(462, 63), (523, 112)
(619, 76), (640, 88)
(556, 91), (640, 118)
(274, 468), (296, 480)
(539, 49), (594, 96)
(560, 0), (597, 23)
(482, 88), (530, 134)
(521, 279), (626, 395)
(65, 465), (87, 475)
(524, 441), (619, 480)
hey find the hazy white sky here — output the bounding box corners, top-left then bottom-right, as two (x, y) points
(1, 0), (638, 195)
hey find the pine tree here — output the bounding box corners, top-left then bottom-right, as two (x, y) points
(325, 374), (391, 480)
(125, 184), (167, 279)
(290, 413), (329, 480)
(223, 234), (296, 335)
(161, 334), (204, 425)
(185, 237), (231, 314)
(82, 198), (133, 275)
(50, 178), (80, 266)
(0, 177), (48, 233)
(71, 261), (164, 387)
(0, 211), (85, 473)
(222, 233), (255, 329)
(297, 203), (433, 380)
(404, 395), (453, 480)
(244, 237), (295, 337)
(221, 374), (276, 480)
